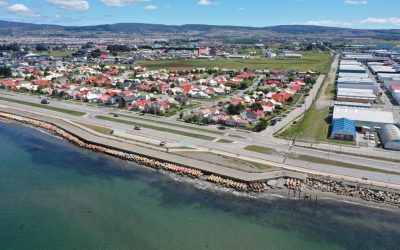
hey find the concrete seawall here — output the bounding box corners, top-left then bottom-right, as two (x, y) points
(0, 106), (305, 183)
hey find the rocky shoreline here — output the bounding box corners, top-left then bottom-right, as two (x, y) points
(2, 111), (400, 209)
(282, 177), (400, 208)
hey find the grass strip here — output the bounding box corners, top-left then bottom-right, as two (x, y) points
(245, 145), (400, 176)
(0, 96), (86, 116)
(96, 115), (216, 141)
(110, 112), (225, 135)
(216, 139), (233, 143)
(75, 121), (112, 135)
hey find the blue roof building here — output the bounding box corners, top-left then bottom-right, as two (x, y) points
(331, 118), (356, 141)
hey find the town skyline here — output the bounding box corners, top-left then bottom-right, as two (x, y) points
(0, 0), (400, 29)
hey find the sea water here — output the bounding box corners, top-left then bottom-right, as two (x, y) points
(0, 121), (399, 250)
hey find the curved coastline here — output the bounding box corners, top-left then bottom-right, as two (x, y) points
(1, 110), (400, 209)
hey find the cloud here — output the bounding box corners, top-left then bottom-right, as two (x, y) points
(47, 0), (89, 11)
(344, 0), (367, 4)
(144, 4), (157, 10)
(360, 17), (400, 25)
(7, 4), (36, 16)
(101, 0), (151, 7)
(237, 7), (245, 11)
(197, 0), (218, 6)
(305, 20), (353, 27)
(0, 1), (8, 7)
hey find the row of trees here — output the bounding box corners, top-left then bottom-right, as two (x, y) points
(0, 67), (12, 77)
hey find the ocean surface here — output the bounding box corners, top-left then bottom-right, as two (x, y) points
(0, 121), (399, 250)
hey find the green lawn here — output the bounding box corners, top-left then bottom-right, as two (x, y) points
(279, 105), (331, 142)
(41, 50), (75, 58)
(294, 154), (400, 176)
(74, 121), (112, 135)
(96, 115), (216, 141)
(244, 145), (278, 155)
(0, 96), (86, 116)
(245, 145), (400, 175)
(216, 139), (233, 143)
(140, 52), (332, 73)
(110, 113), (225, 135)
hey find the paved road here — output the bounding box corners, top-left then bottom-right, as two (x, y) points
(1, 90), (400, 187)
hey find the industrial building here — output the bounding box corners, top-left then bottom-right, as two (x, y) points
(336, 88), (376, 103)
(369, 64), (399, 74)
(330, 118), (356, 141)
(339, 65), (367, 74)
(378, 124), (400, 151)
(332, 106), (394, 128)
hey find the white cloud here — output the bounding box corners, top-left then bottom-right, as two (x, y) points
(360, 17), (400, 25)
(48, 0), (89, 11)
(197, 0), (218, 6)
(305, 20), (353, 27)
(344, 0), (367, 4)
(101, 0), (151, 7)
(7, 4), (36, 16)
(0, 1), (8, 7)
(237, 7), (245, 11)
(144, 4), (157, 10)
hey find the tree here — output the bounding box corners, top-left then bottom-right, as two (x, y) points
(35, 44), (49, 52)
(90, 49), (102, 58)
(179, 111), (184, 119)
(0, 67), (12, 77)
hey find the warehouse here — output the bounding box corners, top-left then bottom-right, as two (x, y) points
(339, 65), (367, 74)
(333, 106), (394, 128)
(378, 124), (400, 151)
(337, 83), (376, 93)
(330, 118), (356, 141)
(336, 88), (376, 103)
(369, 64), (399, 75)
(337, 77), (374, 85)
(338, 72), (370, 79)
(377, 73), (400, 83)
(340, 60), (362, 66)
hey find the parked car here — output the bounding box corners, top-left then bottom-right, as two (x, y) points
(134, 126), (141, 130)
(218, 126), (226, 130)
(113, 114), (119, 117)
(41, 98), (50, 104)
(370, 133), (375, 140)
(159, 141), (166, 146)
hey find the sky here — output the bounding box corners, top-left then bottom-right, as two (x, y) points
(0, 0), (400, 29)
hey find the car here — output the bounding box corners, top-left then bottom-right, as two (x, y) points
(370, 133), (375, 140)
(159, 141), (166, 146)
(134, 126), (141, 130)
(270, 120), (277, 126)
(113, 114), (119, 117)
(41, 98), (50, 104)
(218, 126), (226, 130)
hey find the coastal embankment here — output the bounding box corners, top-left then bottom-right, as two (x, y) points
(1, 107), (400, 208)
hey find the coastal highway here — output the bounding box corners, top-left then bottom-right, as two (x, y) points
(1, 91), (400, 187)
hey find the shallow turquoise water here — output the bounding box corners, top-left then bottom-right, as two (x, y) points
(0, 121), (399, 250)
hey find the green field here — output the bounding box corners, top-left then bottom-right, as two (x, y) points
(279, 105), (331, 142)
(110, 113), (225, 135)
(75, 121), (113, 135)
(96, 115), (216, 141)
(140, 52), (332, 73)
(41, 50), (75, 58)
(0, 96), (86, 116)
(244, 145), (400, 175)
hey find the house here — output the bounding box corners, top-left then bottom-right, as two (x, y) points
(120, 95), (136, 108)
(241, 110), (262, 123)
(225, 115), (249, 127)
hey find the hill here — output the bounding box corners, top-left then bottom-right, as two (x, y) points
(1, 20), (400, 40)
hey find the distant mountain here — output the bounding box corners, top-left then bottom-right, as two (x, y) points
(1, 20), (400, 40)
